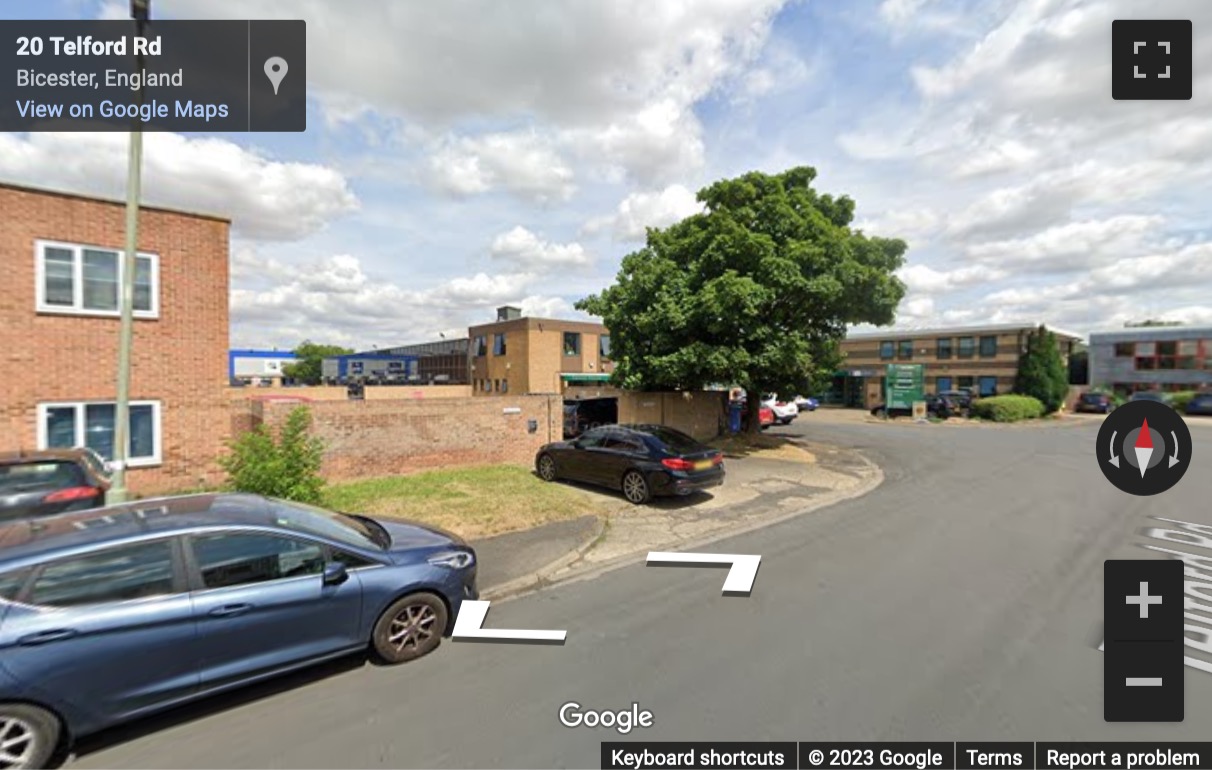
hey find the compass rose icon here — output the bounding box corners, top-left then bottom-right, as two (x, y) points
(1097, 400), (1192, 496)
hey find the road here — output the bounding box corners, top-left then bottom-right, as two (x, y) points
(72, 415), (1212, 768)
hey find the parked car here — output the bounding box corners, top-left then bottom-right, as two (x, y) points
(938, 390), (976, 411)
(0, 493), (477, 768)
(758, 405), (776, 429)
(1129, 391), (1170, 405)
(1075, 392), (1115, 414)
(870, 393), (956, 419)
(536, 424), (724, 504)
(0, 448), (112, 522)
(761, 395), (798, 425)
(794, 396), (820, 412)
(1185, 393), (1212, 416)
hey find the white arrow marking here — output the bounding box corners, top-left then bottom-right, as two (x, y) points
(1170, 430), (1181, 468)
(450, 600), (566, 644)
(1109, 430), (1120, 468)
(1135, 445), (1153, 477)
(646, 551), (761, 595)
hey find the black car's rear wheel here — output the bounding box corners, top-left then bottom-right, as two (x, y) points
(371, 592), (448, 664)
(0, 703), (59, 770)
(537, 453), (557, 482)
(621, 470), (651, 504)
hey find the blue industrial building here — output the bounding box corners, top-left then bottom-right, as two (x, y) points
(228, 349), (298, 384)
(321, 353), (420, 384)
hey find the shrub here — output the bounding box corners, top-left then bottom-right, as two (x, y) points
(219, 406), (326, 503)
(971, 395), (1046, 423)
(1170, 391), (1199, 411)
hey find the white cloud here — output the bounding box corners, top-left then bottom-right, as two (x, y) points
(898, 264), (1007, 294)
(0, 132), (357, 241)
(427, 131), (576, 202)
(490, 226), (591, 268)
(879, 0), (936, 26)
(966, 215), (1164, 270)
(584, 184), (705, 241)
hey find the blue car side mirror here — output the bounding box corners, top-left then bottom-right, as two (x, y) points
(322, 561), (349, 586)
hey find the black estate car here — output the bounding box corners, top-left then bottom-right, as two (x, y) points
(0, 448), (112, 521)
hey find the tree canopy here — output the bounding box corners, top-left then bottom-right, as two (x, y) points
(577, 167), (907, 408)
(1014, 325), (1070, 413)
(283, 341), (354, 385)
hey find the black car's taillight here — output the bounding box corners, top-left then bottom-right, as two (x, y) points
(43, 486), (101, 503)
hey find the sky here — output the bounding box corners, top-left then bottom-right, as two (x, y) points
(4, 0), (1212, 350)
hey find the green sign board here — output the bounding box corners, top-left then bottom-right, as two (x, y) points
(885, 364), (925, 410)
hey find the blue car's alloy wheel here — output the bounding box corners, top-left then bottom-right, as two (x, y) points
(0, 704), (59, 770)
(372, 592), (448, 664)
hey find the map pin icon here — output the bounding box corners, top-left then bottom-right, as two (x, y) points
(264, 57), (288, 95)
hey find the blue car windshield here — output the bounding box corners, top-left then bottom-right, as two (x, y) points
(268, 500), (384, 550)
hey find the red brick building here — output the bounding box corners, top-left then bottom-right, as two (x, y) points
(0, 182), (231, 495)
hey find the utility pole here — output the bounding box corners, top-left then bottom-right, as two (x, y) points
(110, 0), (150, 503)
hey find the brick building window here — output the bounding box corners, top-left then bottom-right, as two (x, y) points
(979, 336), (997, 357)
(879, 341), (894, 360)
(897, 340), (913, 359)
(599, 335), (611, 359)
(38, 400), (162, 466)
(957, 337), (975, 358)
(957, 376), (974, 389)
(563, 332), (581, 356)
(500, 379), (508, 393)
(493, 334), (507, 356)
(937, 338), (952, 359)
(36, 241), (159, 318)
(978, 376), (998, 396)
(473, 336), (487, 357)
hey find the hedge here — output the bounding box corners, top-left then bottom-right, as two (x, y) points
(971, 394), (1046, 422)
(1169, 391), (1198, 411)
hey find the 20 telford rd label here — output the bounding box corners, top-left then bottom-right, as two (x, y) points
(1, 20), (305, 131)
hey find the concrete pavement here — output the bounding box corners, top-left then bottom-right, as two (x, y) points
(70, 414), (1212, 768)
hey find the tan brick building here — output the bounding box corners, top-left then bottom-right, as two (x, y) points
(835, 323), (1083, 408)
(468, 306), (614, 395)
(1, 182), (231, 495)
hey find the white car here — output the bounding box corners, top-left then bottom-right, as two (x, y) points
(762, 394), (798, 425)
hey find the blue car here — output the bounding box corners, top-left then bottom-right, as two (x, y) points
(0, 493), (477, 769)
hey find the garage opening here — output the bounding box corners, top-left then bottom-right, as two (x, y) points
(562, 397), (618, 439)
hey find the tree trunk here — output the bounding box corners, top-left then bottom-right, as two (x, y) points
(746, 387), (763, 435)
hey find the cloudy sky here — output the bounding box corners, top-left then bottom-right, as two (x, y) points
(5, 0), (1212, 349)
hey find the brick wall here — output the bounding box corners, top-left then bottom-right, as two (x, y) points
(617, 391), (726, 442)
(252, 395), (563, 482)
(1, 183), (230, 495)
(226, 384), (472, 402)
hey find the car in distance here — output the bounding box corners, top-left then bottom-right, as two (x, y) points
(0, 448), (112, 522)
(870, 393), (956, 419)
(536, 424), (724, 504)
(1185, 393), (1212, 416)
(1075, 392), (1115, 414)
(0, 493), (477, 769)
(794, 395), (819, 412)
(761, 395), (798, 425)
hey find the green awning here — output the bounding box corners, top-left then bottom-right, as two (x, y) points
(560, 373), (612, 383)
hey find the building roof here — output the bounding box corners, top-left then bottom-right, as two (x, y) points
(229, 349), (298, 359)
(1088, 325), (1212, 341)
(0, 181), (231, 223)
(328, 353), (418, 361)
(845, 322), (1084, 342)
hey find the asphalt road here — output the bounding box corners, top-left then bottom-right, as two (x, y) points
(72, 415), (1212, 769)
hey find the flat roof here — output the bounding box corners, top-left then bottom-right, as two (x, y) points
(0, 181), (231, 223)
(1088, 325), (1212, 340)
(230, 349), (297, 359)
(845, 322), (1084, 342)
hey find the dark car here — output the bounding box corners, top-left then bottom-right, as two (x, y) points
(1129, 391), (1170, 405)
(938, 390), (975, 411)
(1075, 392), (1115, 414)
(0, 449), (112, 522)
(1185, 393), (1212, 416)
(536, 424), (724, 504)
(0, 493), (477, 769)
(870, 393), (955, 419)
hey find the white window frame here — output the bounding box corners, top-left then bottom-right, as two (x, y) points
(35, 239), (161, 319)
(36, 400), (163, 467)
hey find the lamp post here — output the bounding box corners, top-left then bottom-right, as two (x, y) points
(110, 0), (150, 503)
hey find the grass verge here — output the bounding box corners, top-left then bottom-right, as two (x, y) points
(322, 464), (603, 540)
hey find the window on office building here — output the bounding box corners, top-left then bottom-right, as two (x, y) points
(979, 336), (997, 357)
(1115, 342), (1135, 357)
(879, 341), (894, 360)
(599, 335), (611, 359)
(898, 340), (913, 359)
(936, 376), (953, 393)
(493, 334), (507, 356)
(937, 339), (952, 359)
(37, 241), (159, 318)
(563, 332), (581, 356)
(500, 380), (508, 393)
(957, 337), (975, 358)
(40, 401), (161, 466)
(957, 376), (974, 389)
(473, 336), (487, 357)
(978, 376), (998, 396)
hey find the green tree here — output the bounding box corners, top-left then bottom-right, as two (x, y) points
(219, 407), (326, 503)
(577, 167), (907, 431)
(283, 340), (354, 385)
(1014, 325), (1070, 413)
